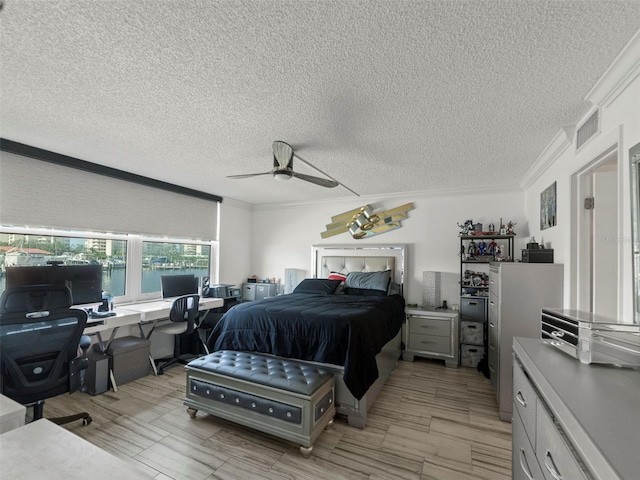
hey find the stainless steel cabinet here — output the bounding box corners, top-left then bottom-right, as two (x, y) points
(403, 307), (459, 367)
(242, 283), (277, 302)
(489, 262), (563, 422)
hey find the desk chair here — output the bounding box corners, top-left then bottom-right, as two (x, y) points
(0, 285), (92, 426)
(153, 294), (200, 375)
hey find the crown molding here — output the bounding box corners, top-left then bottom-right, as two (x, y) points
(519, 126), (575, 190)
(585, 28), (640, 107)
(249, 184), (522, 212)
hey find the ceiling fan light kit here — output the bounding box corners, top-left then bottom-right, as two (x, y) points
(273, 170), (293, 181)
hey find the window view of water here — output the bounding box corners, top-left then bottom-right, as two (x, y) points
(101, 267), (211, 296)
(0, 232), (212, 300)
(0, 267), (211, 299)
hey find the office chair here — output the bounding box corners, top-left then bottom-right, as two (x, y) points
(153, 294), (200, 375)
(0, 285), (92, 426)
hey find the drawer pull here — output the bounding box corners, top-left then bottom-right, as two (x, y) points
(516, 390), (527, 407)
(544, 451), (563, 480)
(466, 324), (477, 329)
(420, 341), (437, 345)
(467, 301), (478, 306)
(420, 325), (435, 329)
(519, 448), (535, 480)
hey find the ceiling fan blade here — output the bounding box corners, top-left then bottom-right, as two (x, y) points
(292, 172), (339, 188)
(227, 172), (272, 179)
(272, 141), (293, 169)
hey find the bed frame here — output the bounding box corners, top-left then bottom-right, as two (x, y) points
(306, 244), (407, 428)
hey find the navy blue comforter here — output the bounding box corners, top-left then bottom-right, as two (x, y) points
(207, 293), (405, 400)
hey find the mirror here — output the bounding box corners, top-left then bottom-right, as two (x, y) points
(631, 142), (640, 324)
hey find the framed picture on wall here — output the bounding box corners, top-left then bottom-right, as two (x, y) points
(540, 181), (557, 230)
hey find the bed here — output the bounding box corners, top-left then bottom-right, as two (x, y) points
(207, 244), (407, 428)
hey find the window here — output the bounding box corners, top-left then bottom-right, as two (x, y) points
(141, 241), (211, 294)
(0, 227), (217, 303)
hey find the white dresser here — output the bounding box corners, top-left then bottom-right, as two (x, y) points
(512, 337), (640, 480)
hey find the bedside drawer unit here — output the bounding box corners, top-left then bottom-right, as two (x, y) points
(403, 308), (459, 368)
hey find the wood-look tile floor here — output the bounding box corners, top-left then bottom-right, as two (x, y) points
(43, 358), (512, 480)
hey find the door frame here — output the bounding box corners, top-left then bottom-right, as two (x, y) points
(570, 126), (623, 316)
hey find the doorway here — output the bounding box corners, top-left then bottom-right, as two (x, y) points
(573, 145), (620, 318)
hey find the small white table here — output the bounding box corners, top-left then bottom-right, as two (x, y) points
(0, 394), (26, 433)
(0, 419), (154, 479)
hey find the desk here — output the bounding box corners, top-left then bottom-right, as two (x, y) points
(123, 297), (223, 322)
(126, 297), (223, 375)
(0, 419), (154, 479)
(82, 297), (223, 346)
(81, 297), (223, 386)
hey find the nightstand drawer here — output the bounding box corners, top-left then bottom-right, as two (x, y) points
(407, 316), (451, 337)
(407, 333), (451, 355)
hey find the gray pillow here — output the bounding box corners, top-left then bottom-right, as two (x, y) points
(344, 270), (391, 295)
(292, 278), (341, 295)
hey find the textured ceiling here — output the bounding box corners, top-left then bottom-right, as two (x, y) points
(1, 1), (639, 206)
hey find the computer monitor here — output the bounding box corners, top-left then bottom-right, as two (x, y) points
(160, 274), (198, 299)
(5, 264), (103, 305)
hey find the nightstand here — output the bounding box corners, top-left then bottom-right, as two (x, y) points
(402, 306), (459, 367)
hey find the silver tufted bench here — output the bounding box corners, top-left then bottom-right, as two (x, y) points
(183, 350), (335, 457)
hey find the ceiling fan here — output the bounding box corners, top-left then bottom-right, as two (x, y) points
(227, 141), (350, 190)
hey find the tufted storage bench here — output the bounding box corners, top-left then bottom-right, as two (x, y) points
(184, 350), (335, 457)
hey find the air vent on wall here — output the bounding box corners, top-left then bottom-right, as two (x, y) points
(576, 109), (599, 151)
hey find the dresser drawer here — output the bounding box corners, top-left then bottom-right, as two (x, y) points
(512, 407), (545, 480)
(407, 332), (451, 355)
(407, 316), (451, 337)
(513, 360), (537, 449)
(536, 399), (589, 480)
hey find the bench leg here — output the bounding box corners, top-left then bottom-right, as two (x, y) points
(187, 407), (198, 418)
(299, 445), (313, 458)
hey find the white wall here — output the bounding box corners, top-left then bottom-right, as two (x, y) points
(522, 35), (640, 322)
(249, 188), (525, 307)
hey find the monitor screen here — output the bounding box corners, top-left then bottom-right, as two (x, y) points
(161, 274), (198, 299)
(5, 264), (103, 305)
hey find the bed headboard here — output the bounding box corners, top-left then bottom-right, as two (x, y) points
(312, 244), (406, 296)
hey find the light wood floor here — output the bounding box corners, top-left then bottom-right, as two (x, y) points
(44, 358), (512, 480)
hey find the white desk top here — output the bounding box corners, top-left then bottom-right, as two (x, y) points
(81, 297), (223, 333)
(124, 297), (223, 322)
(0, 419), (154, 479)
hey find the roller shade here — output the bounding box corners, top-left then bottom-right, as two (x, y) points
(0, 150), (219, 240)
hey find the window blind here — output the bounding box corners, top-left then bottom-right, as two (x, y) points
(0, 150), (219, 240)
